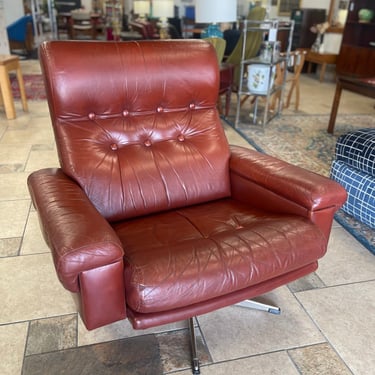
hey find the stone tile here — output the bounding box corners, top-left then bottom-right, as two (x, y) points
(288, 75), (374, 115)
(176, 351), (299, 375)
(0, 253), (76, 324)
(21, 101), (49, 116)
(0, 173), (30, 201)
(288, 272), (325, 293)
(0, 323), (28, 375)
(317, 226), (375, 286)
(0, 108), (31, 127)
(296, 281), (375, 375)
(158, 327), (212, 373)
(1, 120), (54, 145)
(331, 219), (342, 229)
(199, 286), (324, 362)
(20, 210), (50, 255)
(0, 163), (24, 173)
(0, 124), (6, 140)
(77, 314), (187, 346)
(223, 123), (254, 149)
(23, 334), (162, 375)
(0, 144), (31, 167)
(0, 237), (21, 257)
(25, 314), (78, 355)
(288, 343), (352, 375)
(25, 147), (59, 172)
(0, 200), (30, 238)
(20, 60), (42, 75)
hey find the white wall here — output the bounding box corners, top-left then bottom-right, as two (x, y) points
(4, 0), (23, 24)
(301, 0), (329, 10)
(0, 0), (10, 53)
(323, 32), (342, 53)
(81, 0), (91, 10)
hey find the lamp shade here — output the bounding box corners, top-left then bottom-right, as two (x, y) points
(153, 0), (174, 19)
(133, 1), (150, 16)
(195, 0), (237, 23)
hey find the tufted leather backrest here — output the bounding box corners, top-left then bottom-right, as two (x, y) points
(39, 40), (231, 222)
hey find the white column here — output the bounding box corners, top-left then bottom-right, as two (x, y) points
(0, 0), (10, 54)
(300, 0), (329, 11)
(3, 0), (24, 25)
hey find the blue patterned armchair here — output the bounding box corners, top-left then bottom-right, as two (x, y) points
(6, 15), (34, 55)
(330, 128), (375, 229)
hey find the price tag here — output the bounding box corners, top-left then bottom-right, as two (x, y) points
(269, 28), (277, 42)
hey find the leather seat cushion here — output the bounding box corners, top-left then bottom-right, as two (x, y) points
(114, 198), (326, 314)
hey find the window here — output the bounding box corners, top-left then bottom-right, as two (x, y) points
(278, 0), (301, 16)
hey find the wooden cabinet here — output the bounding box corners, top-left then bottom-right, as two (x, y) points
(336, 0), (375, 76)
(290, 8), (326, 50)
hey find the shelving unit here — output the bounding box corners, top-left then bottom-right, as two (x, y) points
(336, 0), (375, 76)
(29, 0), (58, 42)
(105, 0), (122, 39)
(234, 19), (294, 128)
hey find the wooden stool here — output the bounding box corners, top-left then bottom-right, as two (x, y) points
(0, 55), (28, 119)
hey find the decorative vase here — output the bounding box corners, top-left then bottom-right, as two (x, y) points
(201, 24), (223, 38)
(247, 64), (276, 95)
(311, 33), (322, 52)
(358, 8), (374, 23)
(259, 41), (281, 62)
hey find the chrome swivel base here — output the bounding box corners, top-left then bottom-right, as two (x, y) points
(188, 317), (200, 374)
(188, 299), (280, 373)
(236, 299), (281, 315)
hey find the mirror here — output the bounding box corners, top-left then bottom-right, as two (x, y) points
(328, 0), (349, 32)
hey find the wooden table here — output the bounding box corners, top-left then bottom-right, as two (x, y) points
(305, 50), (337, 82)
(328, 75), (375, 133)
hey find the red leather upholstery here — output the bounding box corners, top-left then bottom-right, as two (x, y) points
(28, 40), (347, 331)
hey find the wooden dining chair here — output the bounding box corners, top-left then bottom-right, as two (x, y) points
(271, 49), (307, 111)
(284, 49), (307, 110)
(203, 37), (232, 117)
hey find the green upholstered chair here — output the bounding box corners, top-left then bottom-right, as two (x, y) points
(204, 37), (226, 64)
(225, 6), (267, 89)
(204, 37), (233, 117)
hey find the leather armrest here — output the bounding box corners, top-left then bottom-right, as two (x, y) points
(27, 168), (124, 293)
(229, 146), (347, 214)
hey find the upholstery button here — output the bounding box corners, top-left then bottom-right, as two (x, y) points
(144, 139), (152, 147)
(157, 106), (164, 113)
(189, 103), (195, 109)
(110, 143), (118, 151)
(177, 134), (185, 142)
(88, 112), (96, 120)
(122, 109), (129, 117)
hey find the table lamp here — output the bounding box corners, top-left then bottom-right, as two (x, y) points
(153, 0), (174, 38)
(133, 0), (150, 19)
(195, 0), (237, 38)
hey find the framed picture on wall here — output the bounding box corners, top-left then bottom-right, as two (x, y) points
(278, 0), (301, 16)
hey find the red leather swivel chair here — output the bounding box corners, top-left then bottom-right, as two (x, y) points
(28, 40), (346, 374)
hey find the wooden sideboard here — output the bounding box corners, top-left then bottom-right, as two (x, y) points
(336, 0), (375, 77)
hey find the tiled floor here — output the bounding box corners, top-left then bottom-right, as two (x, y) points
(0, 59), (374, 375)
